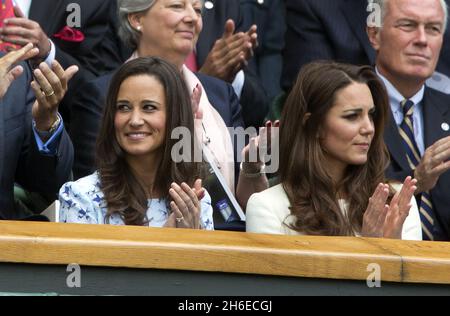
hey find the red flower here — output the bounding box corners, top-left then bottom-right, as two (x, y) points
(53, 26), (85, 43)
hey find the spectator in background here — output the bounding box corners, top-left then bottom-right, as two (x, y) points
(367, 0), (450, 241)
(281, 0), (450, 94)
(196, 0), (269, 128)
(247, 62), (422, 240)
(0, 43), (77, 220)
(60, 57), (213, 229)
(281, 0), (374, 93)
(240, 0), (286, 103)
(0, 0), (127, 123)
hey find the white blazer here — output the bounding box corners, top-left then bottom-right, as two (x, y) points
(246, 184), (423, 240)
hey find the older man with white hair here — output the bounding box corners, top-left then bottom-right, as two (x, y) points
(367, 0), (450, 241)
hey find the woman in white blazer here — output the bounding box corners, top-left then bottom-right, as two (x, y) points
(246, 62), (422, 240)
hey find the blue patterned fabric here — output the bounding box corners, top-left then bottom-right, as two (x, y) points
(59, 173), (214, 230)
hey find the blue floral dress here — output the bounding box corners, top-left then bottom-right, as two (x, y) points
(59, 173), (214, 230)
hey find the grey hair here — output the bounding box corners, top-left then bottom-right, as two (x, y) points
(368, 0), (448, 32)
(118, 0), (157, 50)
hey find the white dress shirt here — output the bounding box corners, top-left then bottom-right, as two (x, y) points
(14, 0), (32, 17)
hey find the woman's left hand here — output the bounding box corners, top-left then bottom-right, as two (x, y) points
(166, 181), (203, 229)
(383, 177), (417, 239)
(241, 120), (280, 174)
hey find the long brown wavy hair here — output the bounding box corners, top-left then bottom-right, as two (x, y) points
(279, 62), (391, 236)
(96, 57), (202, 226)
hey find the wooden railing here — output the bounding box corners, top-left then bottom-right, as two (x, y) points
(0, 221), (449, 285)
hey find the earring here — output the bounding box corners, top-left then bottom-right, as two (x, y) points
(136, 26), (142, 31)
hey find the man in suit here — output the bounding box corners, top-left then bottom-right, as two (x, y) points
(197, 0), (269, 128)
(282, 0), (450, 93)
(0, 0), (124, 76)
(0, 0), (127, 122)
(282, 0), (374, 92)
(240, 0), (286, 103)
(367, 0), (450, 241)
(0, 44), (77, 220)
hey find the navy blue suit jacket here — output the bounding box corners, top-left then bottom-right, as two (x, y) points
(385, 88), (450, 241)
(0, 61), (74, 220)
(282, 0), (374, 91)
(240, 0), (286, 102)
(197, 0), (269, 128)
(70, 71), (244, 179)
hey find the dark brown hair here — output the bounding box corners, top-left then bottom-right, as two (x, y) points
(279, 61), (390, 236)
(96, 57), (202, 226)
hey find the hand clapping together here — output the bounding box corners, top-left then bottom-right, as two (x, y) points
(362, 177), (418, 239)
(199, 19), (258, 83)
(165, 180), (205, 229)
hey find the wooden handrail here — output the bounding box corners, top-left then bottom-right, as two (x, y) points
(0, 221), (449, 284)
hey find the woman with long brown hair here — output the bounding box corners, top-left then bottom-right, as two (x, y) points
(59, 57), (213, 229)
(246, 62), (422, 239)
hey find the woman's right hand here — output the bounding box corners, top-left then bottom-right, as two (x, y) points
(361, 183), (390, 238)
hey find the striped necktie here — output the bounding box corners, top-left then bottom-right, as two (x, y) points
(398, 99), (435, 240)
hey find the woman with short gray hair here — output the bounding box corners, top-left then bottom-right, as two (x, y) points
(118, 0), (158, 51)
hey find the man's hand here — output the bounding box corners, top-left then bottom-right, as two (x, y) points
(31, 60), (78, 131)
(199, 19), (258, 83)
(244, 24), (258, 61)
(0, 43), (39, 99)
(0, 6), (51, 61)
(414, 136), (450, 193)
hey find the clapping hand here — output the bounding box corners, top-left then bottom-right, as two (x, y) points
(30, 60), (78, 132)
(362, 177), (417, 239)
(199, 20), (258, 83)
(0, 43), (38, 99)
(0, 6), (51, 61)
(414, 136), (450, 193)
(241, 120), (280, 174)
(191, 83), (203, 120)
(164, 180), (205, 229)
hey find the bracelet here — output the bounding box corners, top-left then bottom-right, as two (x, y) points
(32, 114), (62, 140)
(240, 162), (265, 178)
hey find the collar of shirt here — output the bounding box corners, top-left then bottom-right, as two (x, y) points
(376, 67), (425, 113)
(13, 0), (32, 18)
(375, 67), (426, 155)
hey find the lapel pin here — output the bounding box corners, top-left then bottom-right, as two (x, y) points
(205, 1), (214, 10)
(442, 123), (450, 132)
